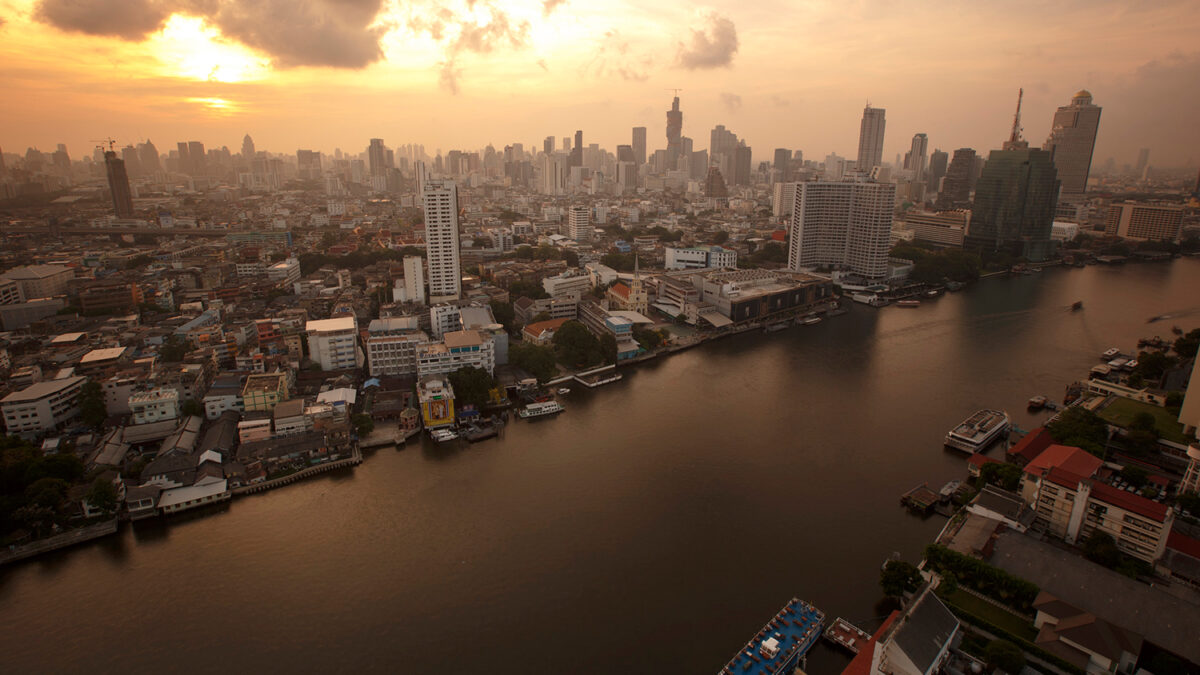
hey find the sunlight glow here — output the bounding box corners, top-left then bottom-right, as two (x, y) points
(153, 15), (270, 83)
(187, 97), (240, 114)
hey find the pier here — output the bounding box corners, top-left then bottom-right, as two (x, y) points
(0, 518), (119, 566)
(823, 617), (873, 654)
(719, 597), (825, 675)
(232, 449), (363, 496)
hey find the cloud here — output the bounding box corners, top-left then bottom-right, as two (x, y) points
(720, 92), (742, 111)
(33, 0), (389, 68)
(542, 0), (566, 17)
(676, 12), (738, 70)
(770, 94), (789, 107)
(537, 59), (548, 71)
(582, 29), (652, 82)
(438, 60), (461, 94)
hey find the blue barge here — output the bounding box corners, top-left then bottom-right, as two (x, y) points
(720, 597), (826, 674)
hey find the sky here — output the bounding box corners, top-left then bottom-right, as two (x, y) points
(2, 0), (1200, 167)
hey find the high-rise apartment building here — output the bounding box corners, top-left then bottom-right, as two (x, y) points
(402, 255), (426, 304)
(666, 96), (683, 170)
(786, 177), (895, 279)
(772, 182), (799, 218)
(967, 147), (1059, 261)
(927, 150), (948, 191)
(104, 150), (134, 218)
(1043, 90), (1101, 202)
(368, 138), (387, 177)
(632, 127), (647, 165)
(569, 130), (583, 168)
(423, 179), (462, 302)
(568, 205), (591, 242)
(139, 140), (161, 175)
(543, 136), (554, 155)
(856, 105), (886, 174)
(241, 134), (255, 159)
(734, 145), (752, 186)
(187, 141), (205, 175)
(616, 145), (635, 163)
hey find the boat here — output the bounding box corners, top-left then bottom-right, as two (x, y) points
(721, 598), (826, 675)
(1028, 395), (1047, 410)
(1063, 381), (1083, 404)
(850, 292), (889, 307)
(896, 299), (921, 307)
(827, 307), (848, 317)
(925, 289), (941, 298)
(429, 428), (458, 443)
(462, 422), (499, 442)
(800, 316), (823, 326)
(944, 409), (1010, 453)
(763, 322), (789, 333)
(556, 387), (571, 395)
(1125, 359), (1138, 371)
(944, 281), (964, 292)
(1101, 347), (1121, 360)
(518, 400), (564, 419)
(1071, 301), (1083, 311)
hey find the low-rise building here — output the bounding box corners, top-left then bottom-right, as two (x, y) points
(306, 316), (360, 370)
(128, 388), (181, 425)
(522, 318), (571, 345)
(417, 375), (455, 429)
(365, 318), (429, 377)
(1, 376), (86, 435)
(241, 372), (289, 413)
(1104, 202), (1184, 242)
(416, 330), (495, 377)
(664, 245), (738, 270)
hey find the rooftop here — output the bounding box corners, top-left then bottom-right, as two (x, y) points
(306, 316), (356, 333)
(79, 347), (128, 364)
(0, 264), (72, 280)
(1024, 444), (1103, 480)
(443, 329), (483, 349)
(720, 598), (824, 675)
(1, 375), (86, 403)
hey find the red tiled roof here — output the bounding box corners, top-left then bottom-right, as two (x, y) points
(771, 229), (787, 241)
(1009, 427), (1054, 462)
(609, 282), (631, 300)
(967, 454), (1001, 468)
(841, 611), (899, 675)
(1024, 444), (1102, 480)
(1089, 482), (1169, 522)
(522, 317), (570, 340)
(1167, 531), (1200, 560)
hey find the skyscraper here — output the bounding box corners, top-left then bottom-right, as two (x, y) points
(856, 105), (886, 174)
(937, 148), (976, 210)
(967, 147), (1059, 261)
(787, 176), (895, 279)
(616, 145), (635, 163)
(104, 150), (134, 218)
(632, 127), (647, 165)
(139, 140), (161, 175)
(121, 145), (141, 177)
(568, 205), (591, 242)
(368, 139), (387, 177)
(734, 145), (752, 186)
(905, 133), (928, 180)
(1135, 148), (1150, 177)
(187, 141), (206, 176)
(773, 148), (791, 182)
(1043, 90), (1101, 202)
(422, 180), (462, 302)
(176, 142), (190, 174)
(570, 130), (583, 168)
(241, 134), (255, 159)
(543, 136), (554, 155)
(666, 96), (683, 171)
(927, 149), (948, 191)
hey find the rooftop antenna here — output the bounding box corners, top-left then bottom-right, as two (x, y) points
(665, 88), (682, 97)
(1004, 88), (1027, 150)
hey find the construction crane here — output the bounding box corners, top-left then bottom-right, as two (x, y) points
(665, 88), (683, 97)
(90, 137), (118, 154)
(1005, 88), (1024, 149)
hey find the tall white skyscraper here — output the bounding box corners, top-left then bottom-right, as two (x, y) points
(423, 180), (462, 303)
(568, 205), (591, 242)
(856, 106), (886, 174)
(786, 177), (895, 279)
(540, 154), (565, 195)
(414, 160), (428, 201)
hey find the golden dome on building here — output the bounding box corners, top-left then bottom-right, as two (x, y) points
(1073, 89), (1092, 99)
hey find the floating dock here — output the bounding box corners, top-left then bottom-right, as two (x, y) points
(823, 617), (872, 654)
(719, 597), (825, 675)
(900, 483), (939, 513)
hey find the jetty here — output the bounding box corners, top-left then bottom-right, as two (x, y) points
(823, 617), (873, 654)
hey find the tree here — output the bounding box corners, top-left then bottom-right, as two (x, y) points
(447, 366), (496, 410)
(1047, 406), (1108, 456)
(880, 560), (922, 598)
(490, 301), (515, 332)
(750, 242), (787, 264)
(1135, 350), (1176, 381)
(1083, 531), (1122, 569)
(125, 254), (155, 270)
(984, 640), (1026, 674)
(601, 252), (636, 271)
(351, 413), (374, 436)
(181, 399), (203, 417)
(79, 381), (107, 430)
(711, 230), (730, 244)
(633, 327), (665, 351)
(561, 249), (580, 267)
(25, 477), (69, 509)
(1174, 328), (1200, 359)
(977, 462), (1022, 491)
(552, 321), (604, 369)
(600, 333), (618, 364)
(85, 477), (119, 514)
(510, 342), (558, 382)
(1120, 465), (1149, 488)
(160, 335), (189, 362)
(508, 280), (549, 300)
(515, 245), (534, 260)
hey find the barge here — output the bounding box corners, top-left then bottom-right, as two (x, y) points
(944, 409), (1009, 453)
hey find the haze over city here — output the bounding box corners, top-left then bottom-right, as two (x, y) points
(2, 0), (1200, 165)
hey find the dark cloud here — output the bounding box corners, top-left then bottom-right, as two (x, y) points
(720, 92), (742, 111)
(543, 0), (566, 17)
(33, 0), (387, 68)
(676, 12), (738, 70)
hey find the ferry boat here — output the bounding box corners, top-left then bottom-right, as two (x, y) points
(944, 409), (1010, 453)
(799, 316), (823, 326)
(896, 299), (921, 307)
(1027, 395), (1047, 410)
(429, 428), (458, 443)
(518, 401), (564, 419)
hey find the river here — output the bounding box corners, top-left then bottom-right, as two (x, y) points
(1, 259), (1197, 674)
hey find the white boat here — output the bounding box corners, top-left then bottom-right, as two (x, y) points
(801, 316), (823, 325)
(429, 428), (458, 442)
(557, 387), (571, 395)
(850, 292), (888, 307)
(944, 409), (1010, 453)
(1101, 347), (1120, 359)
(518, 401), (565, 419)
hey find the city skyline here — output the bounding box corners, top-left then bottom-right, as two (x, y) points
(2, 1), (1199, 166)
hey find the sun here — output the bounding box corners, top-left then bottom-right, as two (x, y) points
(150, 15), (270, 83)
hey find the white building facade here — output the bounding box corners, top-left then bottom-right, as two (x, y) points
(787, 178), (895, 279)
(423, 180), (462, 302)
(306, 317), (360, 370)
